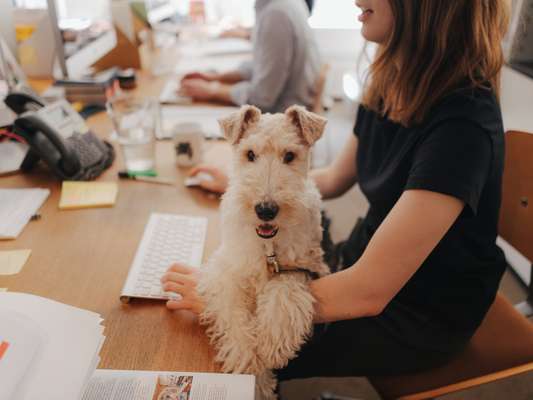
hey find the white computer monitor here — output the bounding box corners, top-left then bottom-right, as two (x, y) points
(12, 0), (117, 78)
(46, 0), (117, 78)
(0, 0), (17, 57)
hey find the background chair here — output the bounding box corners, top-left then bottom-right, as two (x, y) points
(369, 130), (533, 399)
(312, 63), (330, 114)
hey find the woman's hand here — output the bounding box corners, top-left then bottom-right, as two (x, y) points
(181, 71), (220, 82)
(161, 263), (205, 315)
(188, 164), (229, 194)
(179, 79), (219, 101)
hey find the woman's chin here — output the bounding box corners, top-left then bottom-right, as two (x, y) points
(360, 25), (389, 44)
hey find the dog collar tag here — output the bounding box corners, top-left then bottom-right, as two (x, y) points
(266, 254), (280, 274)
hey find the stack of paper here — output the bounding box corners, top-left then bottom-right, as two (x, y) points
(59, 182), (118, 210)
(0, 188), (50, 239)
(0, 292), (105, 400)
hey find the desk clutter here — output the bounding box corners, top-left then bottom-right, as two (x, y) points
(0, 13), (261, 400)
(0, 292), (255, 400)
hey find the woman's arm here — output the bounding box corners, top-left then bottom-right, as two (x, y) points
(311, 189), (464, 322)
(311, 134), (359, 200)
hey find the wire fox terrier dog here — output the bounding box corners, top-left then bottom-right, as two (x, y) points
(198, 104), (330, 399)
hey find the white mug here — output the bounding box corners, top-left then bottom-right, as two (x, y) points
(173, 123), (204, 167)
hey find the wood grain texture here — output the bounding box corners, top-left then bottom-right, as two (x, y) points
(0, 71), (234, 372)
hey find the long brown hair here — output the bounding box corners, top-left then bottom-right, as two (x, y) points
(363, 0), (510, 126)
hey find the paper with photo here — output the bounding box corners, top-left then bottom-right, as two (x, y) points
(85, 370), (255, 400)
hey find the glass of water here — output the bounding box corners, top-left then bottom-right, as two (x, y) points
(106, 97), (158, 172)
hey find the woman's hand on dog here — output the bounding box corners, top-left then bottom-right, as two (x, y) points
(161, 263), (205, 315)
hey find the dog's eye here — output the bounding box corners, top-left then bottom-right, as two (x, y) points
(283, 151), (296, 164)
(247, 150), (256, 162)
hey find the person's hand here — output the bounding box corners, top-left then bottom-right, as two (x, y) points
(181, 71), (219, 83)
(189, 164), (229, 194)
(219, 27), (251, 40)
(179, 79), (220, 102)
(161, 263), (205, 315)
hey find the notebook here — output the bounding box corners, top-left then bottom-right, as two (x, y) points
(0, 188), (50, 239)
(59, 181), (118, 210)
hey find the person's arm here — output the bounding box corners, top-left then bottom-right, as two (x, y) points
(179, 62), (252, 101)
(311, 135), (358, 199)
(161, 189), (464, 316)
(229, 9), (294, 111)
(311, 189), (464, 322)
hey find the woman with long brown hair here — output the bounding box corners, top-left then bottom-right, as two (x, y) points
(161, 0), (511, 381)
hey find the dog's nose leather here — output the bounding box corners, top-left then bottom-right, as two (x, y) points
(255, 202), (279, 221)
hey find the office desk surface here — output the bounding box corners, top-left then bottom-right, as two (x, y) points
(0, 72), (233, 372)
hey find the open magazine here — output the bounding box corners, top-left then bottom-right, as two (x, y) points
(82, 370), (255, 400)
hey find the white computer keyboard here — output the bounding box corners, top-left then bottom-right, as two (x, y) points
(120, 213), (207, 303)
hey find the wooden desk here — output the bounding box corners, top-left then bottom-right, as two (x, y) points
(0, 71), (231, 372)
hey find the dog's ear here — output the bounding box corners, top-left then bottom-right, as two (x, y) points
(218, 105), (261, 145)
(285, 105), (327, 146)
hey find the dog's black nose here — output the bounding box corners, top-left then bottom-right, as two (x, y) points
(255, 202), (279, 221)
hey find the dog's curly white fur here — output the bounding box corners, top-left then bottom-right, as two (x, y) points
(198, 105), (330, 399)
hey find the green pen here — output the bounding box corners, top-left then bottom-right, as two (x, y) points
(118, 171), (175, 186)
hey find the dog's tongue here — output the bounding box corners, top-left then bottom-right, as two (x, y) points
(258, 224), (276, 236)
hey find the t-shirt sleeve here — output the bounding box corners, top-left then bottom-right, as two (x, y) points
(405, 119), (492, 215)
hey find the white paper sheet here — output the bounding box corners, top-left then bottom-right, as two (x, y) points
(0, 141), (28, 175)
(160, 106), (239, 140)
(0, 188), (50, 239)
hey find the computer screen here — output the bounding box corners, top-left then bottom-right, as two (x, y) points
(14, 0), (117, 78)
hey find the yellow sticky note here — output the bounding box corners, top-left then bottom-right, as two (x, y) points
(0, 249), (31, 275)
(59, 181), (118, 210)
(0, 288), (7, 292)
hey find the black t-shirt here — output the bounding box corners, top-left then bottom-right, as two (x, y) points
(344, 87), (507, 333)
